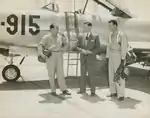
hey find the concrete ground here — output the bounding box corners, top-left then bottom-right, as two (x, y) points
(0, 54), (150, 118)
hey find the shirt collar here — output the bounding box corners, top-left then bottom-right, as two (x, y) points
(86, 32), (91, 37)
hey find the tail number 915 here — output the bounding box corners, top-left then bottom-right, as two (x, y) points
(6, 14), (40, 35)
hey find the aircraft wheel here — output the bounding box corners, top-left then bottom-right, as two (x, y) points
(2, 65), (20, 82)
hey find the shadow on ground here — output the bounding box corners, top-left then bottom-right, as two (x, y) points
(80, 93), (105, 103)
(39, 92), (72, 104)
(110, 97), (141, 109)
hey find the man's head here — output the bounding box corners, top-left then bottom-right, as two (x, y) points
(108, 20), (118, 31)
(83, 21), (92, 33)
(49, 23), (59, 35)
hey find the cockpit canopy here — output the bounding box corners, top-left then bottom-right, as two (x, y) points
(42, 2), (59, 13)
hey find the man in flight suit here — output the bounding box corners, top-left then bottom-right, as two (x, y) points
(77, 22), (100, 96)
(39, 24), (71, 96)
(106, 20), (128, 101)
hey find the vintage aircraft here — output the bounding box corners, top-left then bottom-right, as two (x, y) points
(0, 0), (150, 82)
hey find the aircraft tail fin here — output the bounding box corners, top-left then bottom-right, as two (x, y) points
(41, 2), (59, 13)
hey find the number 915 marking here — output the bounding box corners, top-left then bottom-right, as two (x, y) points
(6, 14), (40, 35)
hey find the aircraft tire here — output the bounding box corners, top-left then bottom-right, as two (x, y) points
(2, 65), (20, 82)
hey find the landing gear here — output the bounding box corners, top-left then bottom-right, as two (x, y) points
(2, 65), (20, 82)
(2, 54), (26, 82)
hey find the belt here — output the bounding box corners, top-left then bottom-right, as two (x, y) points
(52, 50), (63, 52)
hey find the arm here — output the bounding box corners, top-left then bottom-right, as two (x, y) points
(120, 33), (128, 65)
(38, 35), (47, 56)
(106, 33), (111, 59)
(76, 35), (86, 53)
(61, 35), (69, 52)
(116, 33), (128, 74)
(106, 44), (110, 58)
(40, 35), (56, 51)
(39, 35), (53, 57)
(76, 35), (82, 52)
(91, 35), (100, 54)
(62, 36), (68, 46)
(104, 40), (110, 63)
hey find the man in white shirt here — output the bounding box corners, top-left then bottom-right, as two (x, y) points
(39, 24), (71, 96)
(106, 20), (128, 101)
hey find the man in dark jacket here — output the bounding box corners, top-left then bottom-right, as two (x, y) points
(76, 22), (100, 96)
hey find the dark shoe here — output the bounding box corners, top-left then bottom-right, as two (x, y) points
(91, 92), (96, 96)
(118, 97), (124, 101)
(51, 92), (57, 96)
(62, 90), (71, 95)
(77, 91), (86, 94)
(107, 93), (117, 97)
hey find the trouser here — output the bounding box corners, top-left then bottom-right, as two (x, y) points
(46, 52), (67, 92)
(79, 57), (95, 93)
(108, 52), (125, 98)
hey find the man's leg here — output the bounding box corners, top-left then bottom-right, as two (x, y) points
(87, 62), (95, 95)
(56, 53), (67, 92)
(116, 78), (125, 100)
(79, 61), (87, 93)
(46, 56), (56, 93)
(108, 59), (117, 95)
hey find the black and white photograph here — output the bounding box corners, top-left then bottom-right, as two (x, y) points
(0, 0), (150, 118)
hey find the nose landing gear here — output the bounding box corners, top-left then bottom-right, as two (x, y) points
(2, 54), (26, 82)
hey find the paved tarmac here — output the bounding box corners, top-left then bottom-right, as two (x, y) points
(0, 54), (150, 118)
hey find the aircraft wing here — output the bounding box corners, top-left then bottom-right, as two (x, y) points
(93, 0), (113, 11)
(129, 42), (150, 52)
(105, 0), (132, 18)
(0, 41), (37, 57)
(0, 41), (37, 48)
(129, 42), (150, 66)
(93, 0), (132, 18)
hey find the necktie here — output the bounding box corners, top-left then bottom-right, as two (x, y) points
(86, 33), (89, 40)
(85, 33), (89, 47)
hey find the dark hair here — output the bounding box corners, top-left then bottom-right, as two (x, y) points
(49, 23), (55, 30)
(84, 22), (92, 27)
(108, 20), (118, 27)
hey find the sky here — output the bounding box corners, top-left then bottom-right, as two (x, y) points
(0, 0), (150, 20)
